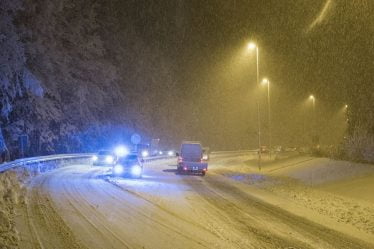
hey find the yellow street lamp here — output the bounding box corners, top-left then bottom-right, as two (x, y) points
(261, 78), (271, 158)
(247, 41), (261, 170)
(247, 42), (257, 50)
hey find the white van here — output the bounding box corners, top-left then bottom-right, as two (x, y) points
(176, 141), (208, 176)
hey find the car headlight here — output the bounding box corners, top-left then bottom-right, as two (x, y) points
(141, 150), (149, 157)
(131, 165), (142, 176)
(106, 155), (114, 163)
(114, 164), (123, 174)
(115, 146), (129, 157)
(168, 151), (173, 156)
(92, 155), (98, 161)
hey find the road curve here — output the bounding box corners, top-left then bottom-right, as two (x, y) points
(19, 157), (374, 249)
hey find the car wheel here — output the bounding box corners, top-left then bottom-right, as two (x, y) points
(201, 171), (206, 176)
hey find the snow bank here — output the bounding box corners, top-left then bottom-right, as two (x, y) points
(218, 155), (374, 236)
(0, 171), (26, 249)
(0, 155), (91, 248)
(271, 157), (374, 185)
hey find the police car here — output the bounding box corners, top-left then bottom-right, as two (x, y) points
(112, 154), (144, 178)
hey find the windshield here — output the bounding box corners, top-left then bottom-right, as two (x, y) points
(98, 151), (112, 156)
(118, 155), (138, 164)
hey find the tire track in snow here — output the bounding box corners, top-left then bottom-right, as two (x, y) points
(192, 174), (374, 249)
(25, 174), (87, 249)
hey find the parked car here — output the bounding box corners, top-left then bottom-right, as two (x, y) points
(177, 141), (208, 176)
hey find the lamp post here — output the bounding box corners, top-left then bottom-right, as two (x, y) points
(344, 104), (348, 122)
(309, 95), (315, 118)
(248, 42), (261, 170)
(262, 78), (271, 158)
(309, 95), (316, 145)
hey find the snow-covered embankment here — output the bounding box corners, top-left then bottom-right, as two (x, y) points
(0, 155), (91, 248)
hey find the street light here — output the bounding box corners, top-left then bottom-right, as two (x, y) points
(344, 104), (349, 123)
(247, 41), (261, 170)
(309, 95), (315, 114)
(247, 42), (259, 88)
(309, 95), (316, 145)
(262, 78), (271, 158)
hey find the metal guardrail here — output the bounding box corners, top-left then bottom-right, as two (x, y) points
(0, 153), (94, 173)
(0, 150), (259, 174)
(211, 150), (258, 155)
(0, 153), (176, 173)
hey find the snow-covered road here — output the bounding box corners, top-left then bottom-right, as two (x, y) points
(17, 156), (374, 249)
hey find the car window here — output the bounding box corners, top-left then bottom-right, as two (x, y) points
(118, 155), (138, 163)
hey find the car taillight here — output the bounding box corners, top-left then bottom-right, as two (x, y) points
(178, 157), (183, 163)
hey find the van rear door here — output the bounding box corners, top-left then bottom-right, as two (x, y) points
(181, 143), (202, 162)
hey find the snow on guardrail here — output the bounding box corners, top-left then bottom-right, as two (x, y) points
(211, 150), (258, 155)
(0, 153), (94, 173)
(0, 153), (177, 174)
(0, 150), (260, 174)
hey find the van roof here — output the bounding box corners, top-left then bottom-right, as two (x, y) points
(182, 141), (201, 144)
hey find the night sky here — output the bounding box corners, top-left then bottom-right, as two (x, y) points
(107, 0), (373, 148)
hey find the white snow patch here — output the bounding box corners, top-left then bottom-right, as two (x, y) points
(23, 69), (44, 97)
(216, 155), (374, 235)
(0, 170), (27, 248)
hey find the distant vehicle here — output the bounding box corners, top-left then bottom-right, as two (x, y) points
(177, 141), (208, 176)
(274, 145), (284, 152)
(150, 138), (160, 156)
(260, 146), (268, 153)
(112, 154), (144, 178)
(285, 147), (297, 152)
(202, 147), (210, 160)
(92, 150), (117, 166)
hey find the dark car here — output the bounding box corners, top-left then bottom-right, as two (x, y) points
(92, 150), (117, 166)
(112, 154), (144, 178)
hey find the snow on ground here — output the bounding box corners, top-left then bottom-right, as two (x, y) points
(2, 153), (374, 248)
(269, 156), (374, 186)
(0, 170), (27, 249)
(214, 153), (374, 236)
